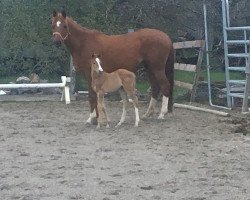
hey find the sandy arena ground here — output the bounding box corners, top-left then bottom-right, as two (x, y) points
(0, 100), (250, 200)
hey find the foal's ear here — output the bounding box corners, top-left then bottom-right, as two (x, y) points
(61, 10), (67, 18)
(52, 10), (57, 17)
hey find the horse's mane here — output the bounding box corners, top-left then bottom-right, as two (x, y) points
(67, 17), (102, 35)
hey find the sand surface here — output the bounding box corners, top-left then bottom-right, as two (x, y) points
(0, 101), (249, 200)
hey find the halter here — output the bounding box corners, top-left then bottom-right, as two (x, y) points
(53, 31), (70, 41)
(53, 19), (71, 42)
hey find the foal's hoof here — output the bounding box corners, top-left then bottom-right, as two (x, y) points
(115, 122), (122, 128)
(142, 114), (148, 119)
(142, 111), (154, 119)
(96, 125), (100, 130)
(157, 114), (165, 119)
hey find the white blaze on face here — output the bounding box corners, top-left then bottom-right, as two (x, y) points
(95, 57), (103, 72)
(56, 21), (61, 27)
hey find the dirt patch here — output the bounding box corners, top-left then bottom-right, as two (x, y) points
(219, 117), (250, 135)
(0, 101), (249, 200)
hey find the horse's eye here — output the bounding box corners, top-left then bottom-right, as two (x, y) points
(63, 25), (67, 29)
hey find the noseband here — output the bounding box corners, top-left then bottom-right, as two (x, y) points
(53, 31), (70, 41)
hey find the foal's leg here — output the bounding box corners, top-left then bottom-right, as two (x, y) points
(100, 96), (110, 128)
(143, 71), (160, 118)
(96, 93), (102, 129)
(131, 94), (140, 127)
(97, 92), (110, 129)
(116, 89), (128, 127)
(86, 88), (97, 124)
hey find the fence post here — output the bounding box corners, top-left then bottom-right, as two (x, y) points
(242, 40), (250, 113)
(190, 40), (205, 102)
(69, 55), (76, 95)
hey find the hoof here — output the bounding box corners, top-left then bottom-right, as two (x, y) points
(157, 114), (164, 119)
(115, 122), (122, 127)
(142, 114), (149, 119)
(85, 117), (98, 125)
(96, 125), (100, 129)
(142, 111), (154, 119)
(85, 118), (92, 125)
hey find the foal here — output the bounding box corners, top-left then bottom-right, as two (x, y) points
(90, 53), (140, 129)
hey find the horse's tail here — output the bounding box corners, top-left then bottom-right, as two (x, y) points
(165, 45), (175, 113)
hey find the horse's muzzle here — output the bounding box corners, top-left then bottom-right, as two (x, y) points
(53, 40), (62, 47)
(52, 34), (62, 46)
(52, 38), (62, 47)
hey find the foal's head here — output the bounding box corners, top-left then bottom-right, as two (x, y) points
(51, 10), (70, 45)
(91, 53), (104, 73)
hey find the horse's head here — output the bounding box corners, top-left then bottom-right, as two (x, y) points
(51, 10), (70, 45)
(91, 53), (103, 73)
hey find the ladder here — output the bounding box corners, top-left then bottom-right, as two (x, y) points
(222, 0), (250, 112)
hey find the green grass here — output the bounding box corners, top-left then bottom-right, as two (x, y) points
(0, 70), (245, 99)
(0, 76), (18, 84)
(175, 70), (245, 83)
(136, 81), (150, 93)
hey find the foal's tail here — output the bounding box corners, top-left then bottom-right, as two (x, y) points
(165, 45), (175, 113)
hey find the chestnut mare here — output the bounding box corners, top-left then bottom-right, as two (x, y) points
(51, 10), (174, 123)
(90, 53), (139, 129)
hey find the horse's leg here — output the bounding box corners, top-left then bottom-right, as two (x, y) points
(116, 88), (128, 127)
(85, 87), (98, 124)
(152, 69), (170, 119)
(143, 71), (160, 118)
(165, 47), (175, 113)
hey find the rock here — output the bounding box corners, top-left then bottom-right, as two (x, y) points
(16, 76), (30, 84)
(16, 76), (40, 94)
(39, 79), (62, 95)
(140, 185), (153, 190)
(42, 87), (62, 95)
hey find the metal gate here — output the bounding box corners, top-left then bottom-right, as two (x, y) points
(221, 0), (250, 112)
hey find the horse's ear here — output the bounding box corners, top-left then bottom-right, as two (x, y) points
(52, 10), (57, 17)
(61, 10), (67, 18)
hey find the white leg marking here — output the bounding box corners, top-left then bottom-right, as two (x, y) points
(134, 107), (140, 127)
(143, 97), (157, 118)
(86, 109), (96, 124)
(95, 58), (103, 72)
(158, 96), (169, 119)
(116, 100), (127, 127)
